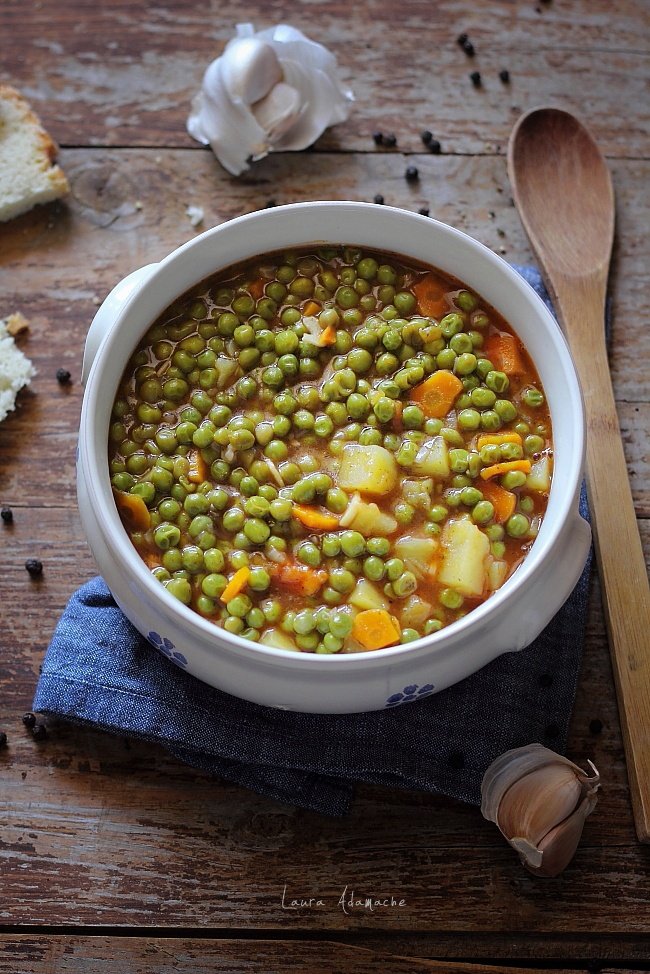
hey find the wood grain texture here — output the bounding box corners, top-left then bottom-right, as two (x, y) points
(1, 1), (649, 156)
(0, 0), (648, 962)
(0, 936), (590, 974)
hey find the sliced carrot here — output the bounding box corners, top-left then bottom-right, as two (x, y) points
(292, 505), (339, 531)
(316, 323), (337, 347)
(272, 560), (327, 597)
(476, 432), (523, 450)
(352, 609), (401, 651)
(303, 300), (321, 317)
(413, 273), (448, 319)
(480, 459), (532, 481)
(246, 278), (265, 300)
(220, 566), (251, 603)
(187, 448), (209, 484)
(482, 332), (525, 376)
(113, 488), (151, 532)
(410, 369), (463, 419)
(479, 480), (517, 523)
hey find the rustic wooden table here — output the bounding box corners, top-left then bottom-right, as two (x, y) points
(1, 2), (648, 972)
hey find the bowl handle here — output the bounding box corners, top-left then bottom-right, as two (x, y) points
(81, 263), (159, 385)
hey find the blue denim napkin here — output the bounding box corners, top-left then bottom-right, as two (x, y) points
(33, 267), (593, 816)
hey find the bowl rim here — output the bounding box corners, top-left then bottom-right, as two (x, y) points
(80, 200), (585, 667)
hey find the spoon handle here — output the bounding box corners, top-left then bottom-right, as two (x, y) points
(550, 272), (650, 843)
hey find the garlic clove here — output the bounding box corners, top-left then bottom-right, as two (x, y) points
(481, 744), (600, 878)
(251, 82), (303, 143)
(530, 793), (598, 877)
(220, 37), (283, 106)
(496, 763), (584, 848)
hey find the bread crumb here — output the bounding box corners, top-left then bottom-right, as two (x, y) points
(6, 311), (30, 337)
(0, 319), (36, 422)
(186, 205), (204, 227)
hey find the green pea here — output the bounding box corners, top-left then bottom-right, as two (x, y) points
(448, 449), (469, 474)
(130, 482), (156, 506)
(223, 508), (245, 533)
(493, 399), (517, 423)
(359, 555), (383, 582)
(500, 442), (524, 461)
(164, 577), (192, 605)
(152, 522), (180, 551)
(436, 348), (457, 370)
(244, 496), (270, 519)
(385, 558), (405, 582)
(455, 290), (478, 312)
(247, 567), (270, 593)
(439, 313), (465, 338)
(401, 405), (423, 430)
(506, 513), (530, 538)
(486, 371), (509, 394)
(243, 518), (270, 545)
(358, 427), (382, 446)
(182, 493), (209, 518)
(522, 386), (544, 408)
(439, 587), (464, 610)
(392, 571), (418, 598)
(460, 486), (483, 507)
(266, 498), (290, 523)
(427, 504), (448, 523)
(394, 501), (415, 525)
(373, 397), (395, 423)
(328, 568), (355, 594)
(297, 541), (321, 567)
(339, 530), (365, 558)
(374, 352), (399, 376)
(457, 408), (481, 430)
(394, 440), (417, 468)
(454, 353), (478, 376)
(472, 500), (495, 524)
(480, 410), (502, 432)
(312, 415), (333, 438)
(356, 257), (378, 280)
(524, 434), (545, 455)
(365, 537), (389, 557)
(227, 594), (253, 619)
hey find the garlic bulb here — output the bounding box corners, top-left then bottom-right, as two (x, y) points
(481, 744), (600, 877)
(187, 23), (354, 176)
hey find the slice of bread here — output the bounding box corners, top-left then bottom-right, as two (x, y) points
(0, 85), (69, 222)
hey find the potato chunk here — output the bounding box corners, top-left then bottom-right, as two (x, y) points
(339, 444), (398, 496)
(339, 493), (398, 536)
(414, 436), (450, 479)
(439, 517), (489, 597)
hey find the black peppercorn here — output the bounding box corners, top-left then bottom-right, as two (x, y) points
(418, 206), (430, 216)
(499, 69), (510, 83)
(32, 723), (47, 741)
(1, 506), (13, 524)
(457, 32), (468, 46)
(421, 129), (433, 145)
(383, 133), (397, 147)
(56, 368), (72, 385)
(428, 139), (442, 154)
(462, 41), (475, 56)
(22, 712), (36, 728)
(0, 732), (7, 750)
(373, 194), (385, 205)
(372, 131), (383, 145)
(470, 71), (482, 87)
(25, 558), (43, 578)
(405, 165), (419, 182)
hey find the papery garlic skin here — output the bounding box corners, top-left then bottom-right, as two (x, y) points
(187, 23), (354, 176)
(481, 744), (600, 878)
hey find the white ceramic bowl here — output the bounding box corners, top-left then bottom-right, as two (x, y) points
(78, 202), (591, 713)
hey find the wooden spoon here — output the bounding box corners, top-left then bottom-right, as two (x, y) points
(508, 107), (650, 843)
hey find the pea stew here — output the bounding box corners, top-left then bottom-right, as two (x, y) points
(108, 246), (552, 653)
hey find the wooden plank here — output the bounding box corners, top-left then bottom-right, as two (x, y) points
(0, 936), (588, 974)
(1, 1), (648, 156)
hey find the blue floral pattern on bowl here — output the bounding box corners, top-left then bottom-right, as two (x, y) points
(147, 631), (188, 668)
(385, 683), (435, 707)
